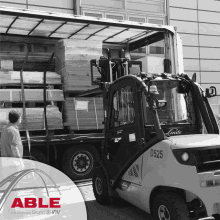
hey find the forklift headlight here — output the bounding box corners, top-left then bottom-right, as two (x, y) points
(172, 149), (196, 166)
(181, 152), (189, 162)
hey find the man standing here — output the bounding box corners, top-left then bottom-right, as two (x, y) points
(0, 110), (23, 158)
(0, 110), (25, 217)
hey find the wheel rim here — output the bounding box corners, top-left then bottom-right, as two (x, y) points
(95, 177), (103, 195)
(71, 151), (93, 176)
(158, 205), (171, 220)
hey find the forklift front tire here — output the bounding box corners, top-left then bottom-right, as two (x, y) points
(152, 192), (190, 220)
(92, 167), (111, 205)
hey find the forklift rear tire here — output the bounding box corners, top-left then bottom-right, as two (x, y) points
(152, 192), (190, 220)
(92, 167), (111, 205)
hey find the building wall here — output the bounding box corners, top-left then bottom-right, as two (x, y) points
(169, 0), (220, 115)
(80, 0), (167, 23)
(0, 0), (75, 14)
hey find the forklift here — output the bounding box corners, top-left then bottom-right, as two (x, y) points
(91, 54), (220, 220)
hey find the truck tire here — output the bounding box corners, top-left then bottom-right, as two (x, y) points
(30, 148), (47, 164)
(92, 167), (111, 205)
(152, 192), (190, 220)
(62, 145), (96, 180)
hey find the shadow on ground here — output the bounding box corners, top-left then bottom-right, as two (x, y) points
(85, 199), (153, 220)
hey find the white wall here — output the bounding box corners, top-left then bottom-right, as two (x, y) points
(169, 0), (220, 115)
(80, 0), (166, 21)
(0, 0), (74, 14)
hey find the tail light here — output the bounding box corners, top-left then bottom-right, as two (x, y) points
(200, 179), (220, 188)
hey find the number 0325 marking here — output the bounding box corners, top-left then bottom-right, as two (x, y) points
(150, 149), (163, 158)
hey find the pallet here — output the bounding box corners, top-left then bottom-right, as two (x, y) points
(0, 84), (61, 89)
(0, 101), (58, 108)
(20, 130), (55, 138)
(0, 89), (64, 102)
(19, 127), (75, 138)
(63, 87), (102, 98)
(1, 101), (64, 114)
(0, 41), (55, 53)
(0, 35), (58, 45)
(0, 84), (62, 89)
(64, 126), (104, 135)
(0, 52), (56, 65)
(0, 70), (62, 85)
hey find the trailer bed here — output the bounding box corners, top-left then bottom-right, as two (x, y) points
(21, 133), (104, 146)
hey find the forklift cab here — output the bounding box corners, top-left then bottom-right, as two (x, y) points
(104, 76), (144, 179)
(104, 74), (219, 179)
(103, 74), (178, 180)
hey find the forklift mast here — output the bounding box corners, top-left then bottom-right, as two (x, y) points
(90, 56), (143, 84)
(90, 56), (143, 128)
(91, 55), (219, 137)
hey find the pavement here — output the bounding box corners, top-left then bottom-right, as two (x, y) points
(77, 182), (154, 220)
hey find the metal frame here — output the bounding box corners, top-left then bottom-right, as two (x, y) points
(129, 31), (165, 51)
(27, 19), (44, 35)
(86, 26), (109, 40)
(48, 21), (67, 37)
(6, 16), (18, 34)
(146, 17), (165, 56)
(68, 24), (89, 38)
(43, 53), (55, 164)
(121, 31), (149, 44)
(0, 8), (168, 29)
(104, 28), (129, 43)
(0, 7), (174, 46)
(20, 45), (31, 154)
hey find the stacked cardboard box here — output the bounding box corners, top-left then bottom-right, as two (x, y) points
(63, 97), (104, 130)
(0, 63), (64, 132)
(0, 70), (61, 85)
(55, 39), (102, 92)
(0, 106), (63, 131)
(0, 89), (64, 102)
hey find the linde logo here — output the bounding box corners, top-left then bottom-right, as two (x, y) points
(11, 198), (61, 208)
(167, 128), (182, 135)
